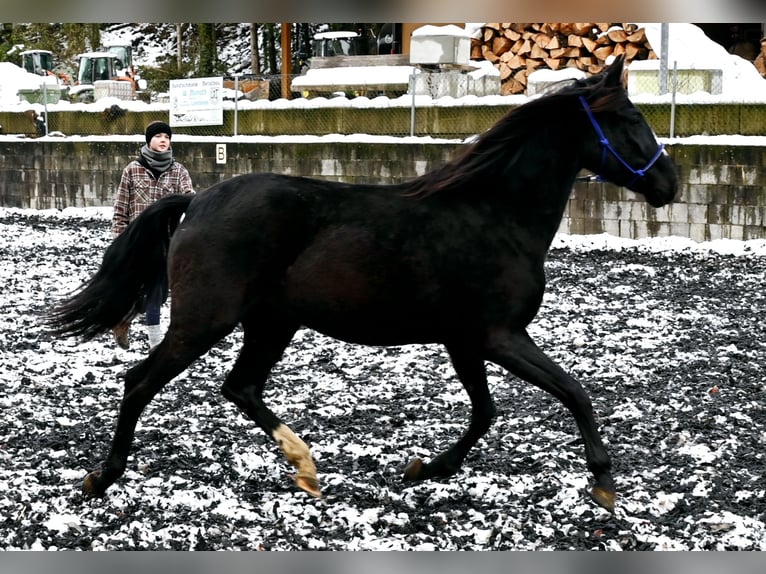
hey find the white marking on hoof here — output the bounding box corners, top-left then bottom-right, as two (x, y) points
(272, 424), (320, 497)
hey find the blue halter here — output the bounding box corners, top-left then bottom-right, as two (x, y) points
(579, 96), (665, 187)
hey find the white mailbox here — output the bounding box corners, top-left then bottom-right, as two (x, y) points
(409, 25), (471, 66)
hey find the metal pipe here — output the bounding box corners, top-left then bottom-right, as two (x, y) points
(670, 61), (677, 139)
(410, 71), (416, 137)
(234, 74), (239, 136)
(659, 23), (669, 95)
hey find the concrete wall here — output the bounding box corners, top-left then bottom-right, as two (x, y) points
(0, 139), (764, 241)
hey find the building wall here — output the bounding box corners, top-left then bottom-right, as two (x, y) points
(0, 140), (763, 241)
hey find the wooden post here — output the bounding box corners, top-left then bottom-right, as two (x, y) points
(281, 23), (292, 100)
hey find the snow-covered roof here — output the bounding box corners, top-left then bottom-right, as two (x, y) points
(313, 31), (359, 40)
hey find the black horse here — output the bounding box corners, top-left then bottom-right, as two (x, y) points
(49, 56), (677, 512)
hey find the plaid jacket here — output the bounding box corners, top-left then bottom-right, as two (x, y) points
(111, 159), (194, 238)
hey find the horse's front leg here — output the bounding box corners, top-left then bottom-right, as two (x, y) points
(403, 344), (497, 482)
(486, 328), (615, 511)
(219, 320), (320, 496)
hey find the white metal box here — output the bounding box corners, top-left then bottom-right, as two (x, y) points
(409, 26), (471, 66)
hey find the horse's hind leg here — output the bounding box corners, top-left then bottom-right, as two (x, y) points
(485, 329), (615, 511)
(82, 324), (233, 498)
(403, 343), (497, 483)
(219, 319), (320, 496)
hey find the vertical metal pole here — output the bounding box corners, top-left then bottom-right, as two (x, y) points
(234, 74), (239, 136)
(659, 23), (669, 95)
(42, 83), (49, 135)
(410, 71), (416, 137)
(669, 61), (677, 139)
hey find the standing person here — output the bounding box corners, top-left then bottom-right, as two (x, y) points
(111, 120), (194, 351)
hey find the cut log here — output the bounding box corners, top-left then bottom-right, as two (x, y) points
(493, 35), (513, 56)
(533, 32), (553, 49)
(593, 45), (614, 61)
(481, 45), (500, 63)
(607, 28), (627, 43)
(551, 46), (582, 59)
(506, 53), (526, 68)
(530, 43), (548, 59)
(499, 62), (513, 80)
(501, 77), (525, 94)
(540, 23), (557, 34)
(544, 57), (563, 70)
(572, 23), (594, 35)
(627, 29), (647, 43)
(582, 37), (599, 54)
(755, 54), (765, 77)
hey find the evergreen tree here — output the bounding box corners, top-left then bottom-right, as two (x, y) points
(198, 23), (217, 76)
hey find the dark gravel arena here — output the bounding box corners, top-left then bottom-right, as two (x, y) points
(1, 207), (765, 550)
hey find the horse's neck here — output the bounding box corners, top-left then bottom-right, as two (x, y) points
(498, 156), (580, 251)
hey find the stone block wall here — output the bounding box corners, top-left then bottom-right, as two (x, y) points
(559, 144), (766, 241)
(0, 139), (763, 241)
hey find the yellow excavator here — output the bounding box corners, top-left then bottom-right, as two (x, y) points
(19, 49), (73, 86)
(69, 44), (147, 103)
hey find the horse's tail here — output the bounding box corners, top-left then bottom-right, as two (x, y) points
(47, 194), (194, 341)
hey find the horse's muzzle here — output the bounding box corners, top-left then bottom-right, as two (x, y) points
(639, 155), (679, 208)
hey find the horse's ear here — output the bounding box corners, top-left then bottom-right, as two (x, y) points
(604, 55), (627, 88)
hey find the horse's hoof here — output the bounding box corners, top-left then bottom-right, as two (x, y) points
(403, 457), (423, 481)
(82, 470), (107, 498)
(590, 485), (616, 512)
(295, 475), (321, 498)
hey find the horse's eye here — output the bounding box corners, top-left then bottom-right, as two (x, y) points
(619, 111), (644, 126)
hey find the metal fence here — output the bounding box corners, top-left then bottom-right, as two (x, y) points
(27, 68), (766, 140)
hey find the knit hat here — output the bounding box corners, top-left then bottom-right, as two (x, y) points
(145, 121), (172, 145)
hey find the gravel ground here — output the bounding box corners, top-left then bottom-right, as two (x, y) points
(1, 207), (765, 550)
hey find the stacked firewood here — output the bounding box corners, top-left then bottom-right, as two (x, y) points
(471, 23), (656, 95)
(755, 37), (766, 78)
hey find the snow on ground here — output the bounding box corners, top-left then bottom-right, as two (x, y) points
(1, 207), (765, 550)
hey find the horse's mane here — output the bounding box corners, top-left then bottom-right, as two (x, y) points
(400, 68), (628, 198)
